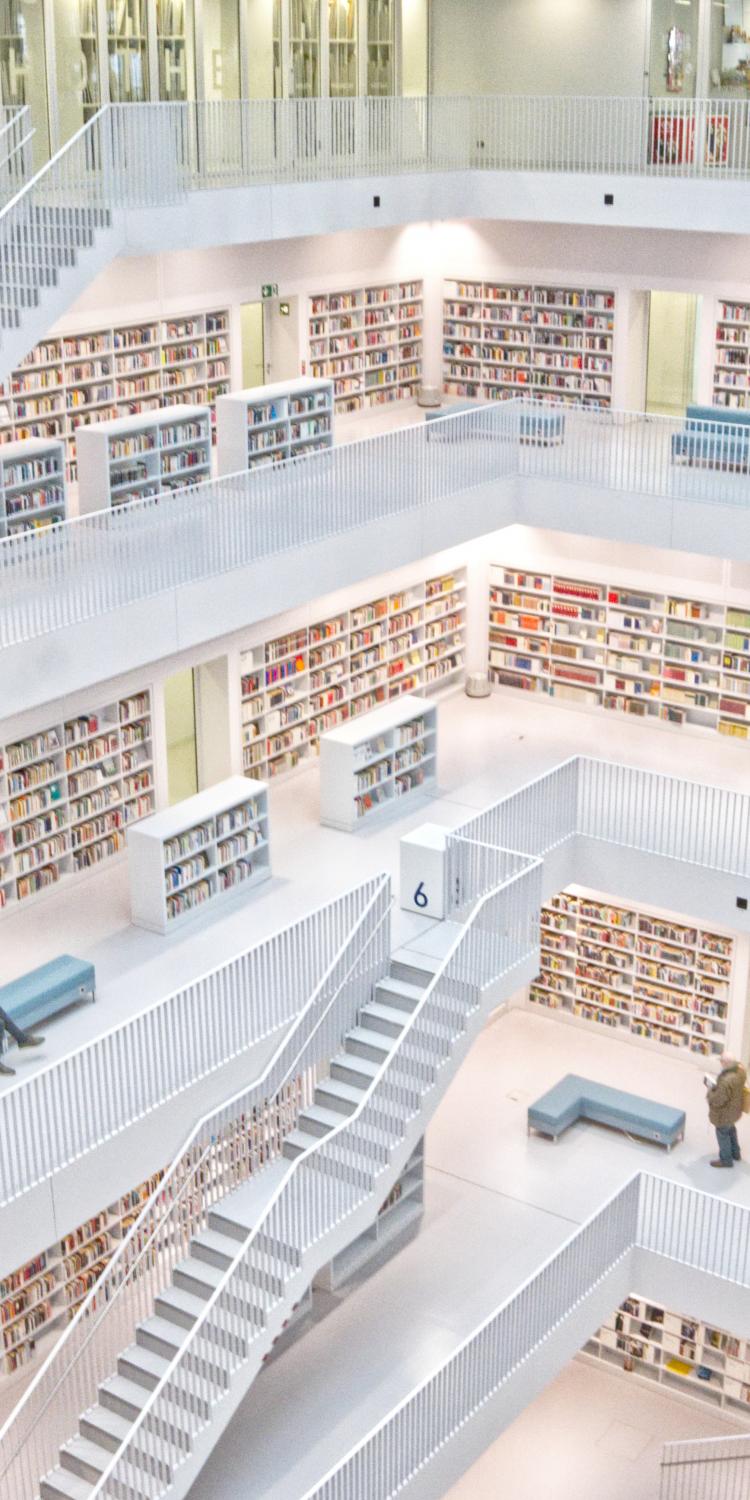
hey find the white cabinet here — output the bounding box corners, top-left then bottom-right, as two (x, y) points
(320, 694), (437, 831)
(216, 378), (333, 476)
(128, 776), (271, 932)
(76, 405), (212, 513)
(399, 822), (447, 918)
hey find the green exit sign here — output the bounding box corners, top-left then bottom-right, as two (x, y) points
(261, 283), (279, 299)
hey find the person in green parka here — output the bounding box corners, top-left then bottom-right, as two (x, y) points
(706, 1054), (747, 1168)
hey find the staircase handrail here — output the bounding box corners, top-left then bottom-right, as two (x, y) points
(86, 849), (540, 1498)
(0, 871), (392, 1495)
(0, 107), (107, 224)
(660, 1432), (750, 1499)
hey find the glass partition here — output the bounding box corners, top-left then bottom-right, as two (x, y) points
(157, 0), (195, 101)
(201, 0), (240, 99)
(329, 0), (357, 97)
(711, 1), (750, 97)
(0, 0), (50, 161)
(367, 0), (393, 96)
(648, 0), (698, 97)
(53, 0), (101, 145)
(290, 0), (320, 96)
(106, 0), (149, 102)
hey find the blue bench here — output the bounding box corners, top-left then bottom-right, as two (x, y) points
(671, 404), (750, 472)
(426, 402), (564, 445)
(0, 955), (96, 1048)
(527, 1074), (685, 1151)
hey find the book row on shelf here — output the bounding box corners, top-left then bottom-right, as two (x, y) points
(0, 689), (154, 913)
(714, 299), (750, 406)
(319, 697), (437, 831)
(308, 280), (424, 414)
(443, 279), (615, 407)
(488, 563), (750, 743)
(0, 310), (230, 479)
(530, 891), (734, 1058)
(216, 380), (334, 477)
(239, 569), (465, 783)
(585, 1294), (750, 1417)
(77, 406), (213, 513)
(0, 440), (66, 538)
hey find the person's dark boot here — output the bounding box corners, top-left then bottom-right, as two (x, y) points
(710, 1159), (733, 1168)
(18, 1034), (45, 1048)
(0, 1059), (16, 1076)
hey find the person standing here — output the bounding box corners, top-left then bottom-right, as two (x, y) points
(0, 1008), (45, 1078)
(706, 1053), (747, 1168)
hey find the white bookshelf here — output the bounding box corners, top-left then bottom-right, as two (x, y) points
(216, 378), (334, 477)
(583, 1293), (750, 1419)
(308, 280), (423, 415)
(240, 567), (465, 784)
(443, 279), (615, 407)
(0, 438), (66, 538)
(128, 776), (271, 933)
(0, 308), (230, 481)
(320, 694), (437, 831)
(714, 299), (750, 408)
(0, 689), (154, 916)
(76, 405), (212, 513)
(489, 563), (750, 743)
(530, 890), (734, 1059)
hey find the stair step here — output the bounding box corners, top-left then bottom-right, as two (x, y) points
(155, 1284), (207, 1329)
(99, 1374), (152, 1421)
(282, 1127), (322, 1160)
(79, 1404), (131, 1452)
(184, 1241), (284, 1297)
(209, 1159), (290, 1241)
(345, 1025), (394, 1063)
(137, 1313), (187, 1360)
(190, 1226), (240, 1270)
(173, 1253), (224, 1296)
(375, 976), (425, 1010)
(60, 1435), (112, 1484)
(330, 1051), (380, 1088)
(40, 1467), (95, 1500)
(118, 1342), (170, 1390)
(360, 1000), (409, 1037)
(297, 1103), (345, 1136)
(388, 953), (442, 987)
(314, 1076), (366, 1113)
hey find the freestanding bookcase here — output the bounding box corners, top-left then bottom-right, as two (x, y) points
(76, 405), (212, 513)
(0, 439), (67, 537)
(319, 694), (437, 831)
(215, 378), (334, 476)
(128, 776), (271, 933)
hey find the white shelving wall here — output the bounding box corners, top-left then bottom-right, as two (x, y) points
(320, 694), (437, 830)
(76, 405), (212, 513)
(216, 378), (333, 476)
(713, 298), (750, 408)
(128, 776), (271, 933)
(0, 438), (66, 537)
(529, 890), (735, 1060)
(443, 279), (615, 406)
(308, 279), (423, 415)
(489, 563), (750, 743)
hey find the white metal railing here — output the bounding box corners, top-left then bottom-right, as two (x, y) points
(3, 398), (750, 653)
(0, 107), (33, 205)
(0, 874), (388, 1208)
(0, 872), (393, 1499)
(301, 1175), (750, 1500)
(661, 1435), (750, 1500)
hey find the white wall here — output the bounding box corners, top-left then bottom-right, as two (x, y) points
(430, 0), (650, 97)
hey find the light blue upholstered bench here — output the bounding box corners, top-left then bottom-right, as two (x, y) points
(527, 1074), (685, 1151)
(671, 404), (750, 472)
(425, 403), (565, 447)
(0, 955), (96, 1048)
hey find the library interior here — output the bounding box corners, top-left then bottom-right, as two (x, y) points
(4, 3), (750, 1499)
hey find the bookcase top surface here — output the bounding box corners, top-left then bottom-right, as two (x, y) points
(1, 437), (66, 462)
(129, 776), (266, 840)
(76, 405), (211, 439)
(321, 694), (432, 746)
(219, 378), (333, 405)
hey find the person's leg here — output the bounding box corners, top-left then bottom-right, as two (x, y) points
(715, 1125), (735, 1166)
(731, 1124), (741, 1161)
(0, 1018), (15, 1076)
(0, 1008), (44, 1049)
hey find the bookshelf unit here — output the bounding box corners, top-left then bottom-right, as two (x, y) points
(583, 1293), (750, 1420)
(320, 695), (437, 831)
(529, 891), (734, 1059)
(76, 405), (212, 513)
(714, 299), (750, 408)
(489, 563), (750, 743)
(315, 1141), (424, 1291)
(216, 378), (334, 476)
(240, 566), (465, 783)
(128, 776), (271, 932)
(0, 439), (66, 537)
(0, 308), (230, 480)
(308, 280), (423, 415)
(443, 279), (615, 407)
(0, 689), (154, 916)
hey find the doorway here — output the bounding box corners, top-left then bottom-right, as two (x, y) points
(645, 291), (698, 417)
(164, 669), (199, 805)
(240, 301), (265, 389)
(164, 658), (232, 806)
(262, 296), (301, 383)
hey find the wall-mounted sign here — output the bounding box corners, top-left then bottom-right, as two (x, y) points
(261, 283), (279, 299)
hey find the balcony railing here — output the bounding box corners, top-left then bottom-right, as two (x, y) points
(661, 1434), (750, 1499)
(2, 400), (750, 653)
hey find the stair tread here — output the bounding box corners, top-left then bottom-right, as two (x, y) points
(157, 1284), (206, 1320)
(61, 1436), (110, 1474)
(174, 1254), (225, 1290)
(139, 1314), (187, 1349)
(346, 1025), (395, 1051)
(390, 949), (443, 975)
(332, 1051), (380, 1078)
(316, 1077), (366, 1105)
(40, 1467), (94, 1500)
(361, 1001), (410, 1027)
(284, 1128), (322, 1153)
(211, 1158), (290, 1233)
(191, 1226), (240, 1260)
(81, 1404), (131, 1443)
(298, 1104), (346, 1131)
(99, 1374), (151, 1411)
(120, 1343), (170, 1378)
(379, 974), (429, 997)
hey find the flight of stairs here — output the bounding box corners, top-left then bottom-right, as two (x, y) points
(39, 952), (445, 1500)
(0, 202), (117, 377)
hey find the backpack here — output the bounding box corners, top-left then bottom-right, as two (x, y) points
(743, 1084), (750, 1116)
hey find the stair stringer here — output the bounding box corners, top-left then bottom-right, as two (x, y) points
(115, 947), (540, 1500)
(0, 214), (124, 379)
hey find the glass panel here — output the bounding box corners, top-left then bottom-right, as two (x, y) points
(402, 0), (427, 97)
(0, 0), (50, 162)
(273, 0), (282, 96)
(165, 668), (199, 804)
(290, 0), (320, 96)
(645, 292), (698, 417)
(648, 0), (698, 98)
(54, 0), (101, 146)
(202, 0), (240, 99)
(246, 0), (276, 97)
(329, 0), (357, 98)
(106, 0), (149, 103)
(157, 0), (195, 101)
(367, 0), (393, 95)
(711, 1), (750, 99)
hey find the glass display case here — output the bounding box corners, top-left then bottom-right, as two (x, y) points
(329, 0), (357, 98)
(106, 0), (149, 103)
(367, 0), (393, 96)
(0, 0), (50, 160)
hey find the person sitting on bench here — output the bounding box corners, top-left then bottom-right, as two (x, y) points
(0, 1008), (45, 1077)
